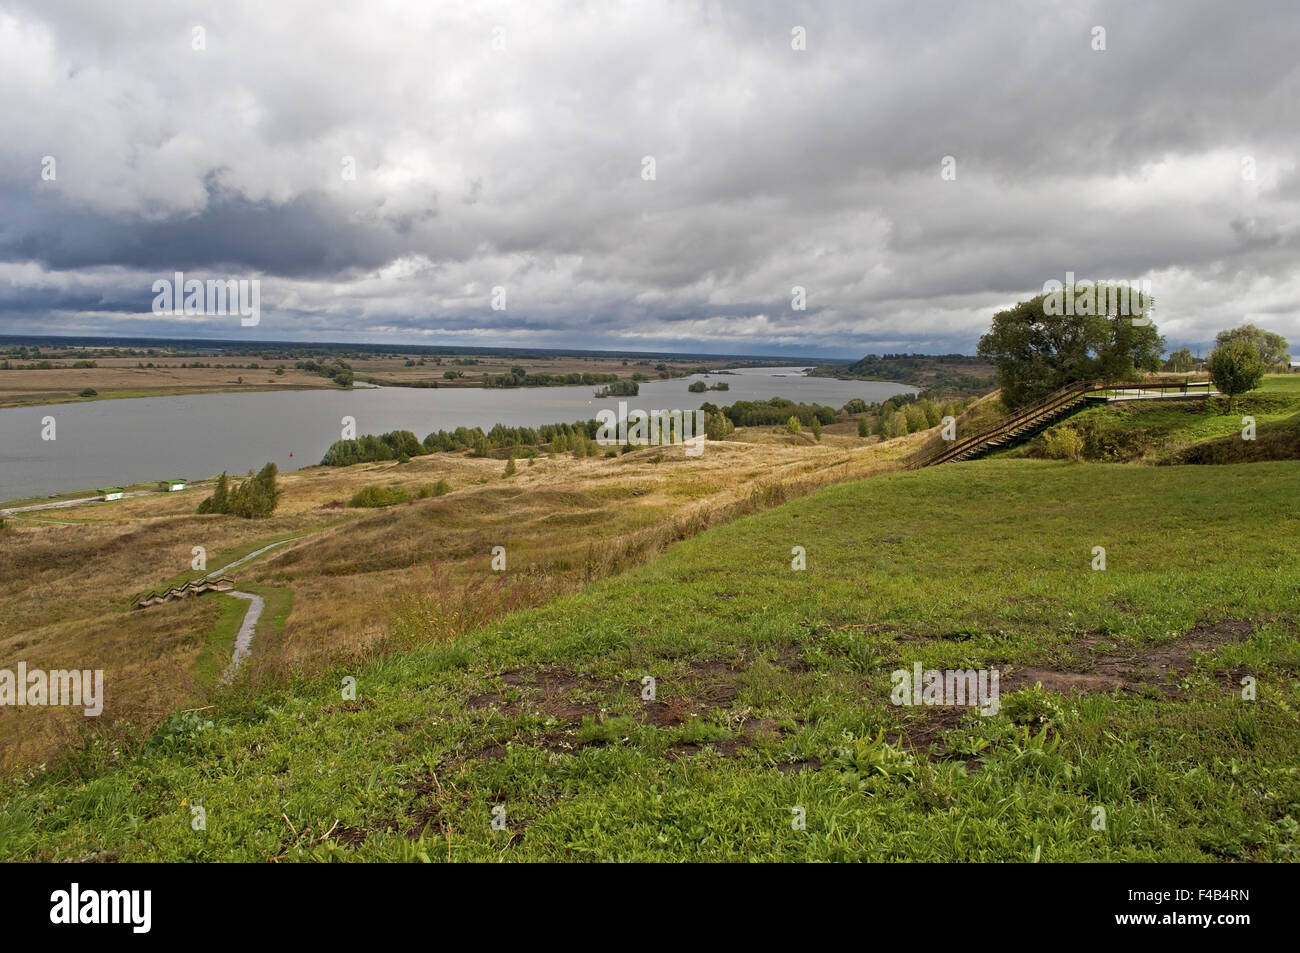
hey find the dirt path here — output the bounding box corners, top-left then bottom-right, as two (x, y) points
(0, 483), (211, 516)
(202, 538), (296, 580)
(221, 591), (265, 682)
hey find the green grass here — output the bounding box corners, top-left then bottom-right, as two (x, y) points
(190, 584), (294, 688)
(1260, 373), (1300, 394)
(2, 459), (1297, 861)
(192, 595), (259, 687)
(1007, 384), (1300, 464)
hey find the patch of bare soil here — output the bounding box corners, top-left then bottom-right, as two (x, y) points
(1006, 620), (1255, 696)
(891, 706), (968, 751)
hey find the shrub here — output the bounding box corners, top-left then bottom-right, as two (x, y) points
(786, 416), (801, 434)
(811, 418), (823, 441)
(349, 485), (412, 508)
(857, 417), (870, 437)
(1041, 426), (1085, 461)
(78, 387), (98, 397)
(416, 480), (450, 498)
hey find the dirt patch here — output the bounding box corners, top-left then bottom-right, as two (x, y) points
(776, 757), (821, 773)
(1007, 620), (1255, 696)
(332, 825), (370, 848)
(471, 666), (602, 723)
(891, 706), (968, 751)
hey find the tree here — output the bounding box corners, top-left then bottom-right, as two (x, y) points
(786, 416), (801, 434)
(1166, 347), (1195, 373)
(198, 472), (230, 514)
(811, 418), (823, 441)
(1207, 339), (1266, 412)
(977, 288), (1165, 409)
(1215, 324), (1290, 369)
(504, 453), (517, 476)
(197, 465), (279, 519)
(857, 417), (870, 438)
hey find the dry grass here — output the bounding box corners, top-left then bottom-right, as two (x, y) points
(1, 423), (933, 771)
(0, 353), (729, 407)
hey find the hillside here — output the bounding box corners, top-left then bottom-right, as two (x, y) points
(1005, 375), (1300, 464)
(814, 354), (996, 396)
(4, 457), (1297, 861)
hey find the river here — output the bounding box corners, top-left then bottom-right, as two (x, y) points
(0, 366), (914, 500)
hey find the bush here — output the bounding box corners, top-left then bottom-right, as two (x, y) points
(811, 418), (822, 441)
(349, 485), (412, 508)
(78, 387), (98, 397)
(1041, 426), (1085, 461)
(416, 480), (451, 498)
(786, 416), (801, 434)
(857, 417), (870, 437)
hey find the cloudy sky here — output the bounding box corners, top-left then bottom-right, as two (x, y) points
(1, 0), (1297, 358)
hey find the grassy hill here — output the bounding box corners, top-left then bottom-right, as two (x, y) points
(1006, 375), (1300, 465)
(4, 457), (1296, 861)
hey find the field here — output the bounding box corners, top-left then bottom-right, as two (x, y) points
(2, 453), (1297, 860)
(0, 417), (928, 770)
(2, 372), (1296, 861)
(0, 350), (736, 408)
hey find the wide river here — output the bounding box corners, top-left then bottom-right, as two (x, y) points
(0, 366), (914, 501)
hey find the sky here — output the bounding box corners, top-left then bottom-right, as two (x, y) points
(1, 0), (1297, 359)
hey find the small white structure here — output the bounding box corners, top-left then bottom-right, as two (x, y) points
(101, 487), (124, 501)
(166, 479), (186, 492)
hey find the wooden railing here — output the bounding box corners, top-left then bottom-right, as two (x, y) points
(908, 376), (1212, 469)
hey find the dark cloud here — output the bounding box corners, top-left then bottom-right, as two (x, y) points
(0, 0), (1296, 356)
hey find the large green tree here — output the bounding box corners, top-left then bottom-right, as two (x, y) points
(1206, 338), (1266, 412)
(1214, 324), (1290, 369)
(977, 288), (1165, 409)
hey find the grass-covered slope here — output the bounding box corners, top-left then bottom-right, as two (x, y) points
(2, 460), (1297, 861)
(1010, 375), (1300, 465)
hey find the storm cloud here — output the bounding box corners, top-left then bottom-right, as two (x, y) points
(1, 0), (1297, 356)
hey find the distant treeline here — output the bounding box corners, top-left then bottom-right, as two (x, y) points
(813, 353), (996, 396)
(0, 359), (99, 370)
(320, 421), (608, 465)
(703, 397), (837, 427)
(486, 370), (620, 388)
(295, 359), (355, 387)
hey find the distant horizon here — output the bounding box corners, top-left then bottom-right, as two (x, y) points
(0, 331), (920, 364)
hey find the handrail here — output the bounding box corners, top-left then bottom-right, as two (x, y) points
(909, 376), (1211, 469)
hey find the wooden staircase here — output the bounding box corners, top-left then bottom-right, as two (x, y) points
(908, 377), (1211, 469)
(133, 576), (236, 609)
